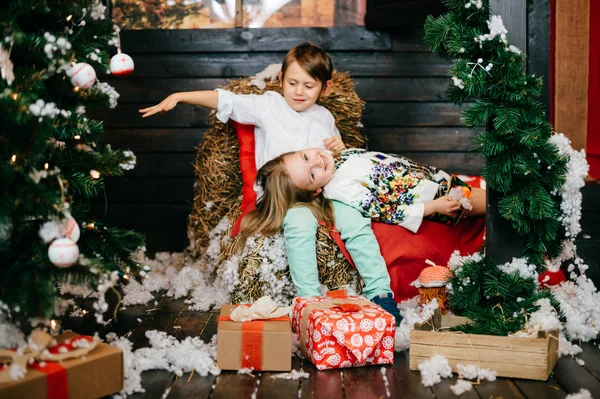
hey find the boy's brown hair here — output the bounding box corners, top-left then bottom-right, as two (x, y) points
(281, 42), (333, 84)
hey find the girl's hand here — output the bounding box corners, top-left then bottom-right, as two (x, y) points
(323, 136), (346, 154)
(139, 94), (179, 118)
(432, 196), (462, 215)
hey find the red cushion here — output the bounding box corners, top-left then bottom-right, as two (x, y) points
(229, 123), (486, 301)
(231, 122), (259, 236)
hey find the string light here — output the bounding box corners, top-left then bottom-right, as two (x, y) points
(87, 222), (95, 229)
(82, 310), (88, 315)
(122, 274), (130, 280)
(73, 86), (80, 93)
(66, 15), (73, 22)
(44, 163), (49, 170)
(10, 154), (16, 163)
(90, 169), (100, 179)
(10, 93), (18, 100)
(74, 135), (81, 140)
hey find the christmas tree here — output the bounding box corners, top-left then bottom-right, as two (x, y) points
(423, 0), (587, 335)
(0, 0), (144, 322)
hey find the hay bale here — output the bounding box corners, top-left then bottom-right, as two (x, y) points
(187, 70), (366, 255)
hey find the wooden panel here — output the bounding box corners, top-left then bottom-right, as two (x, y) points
(490, 0), (527, 49)
(389, 152), (484, 175)
(474, 379), (525, 399)
(102, 128), (206, 152)
(128, 52), (451, 78)
(211, 373), (258, 399)
(430, 374), (481, 399)
(93, 105), (212, 128)
(362, 102), (464, 127)
(390, 27), (431, 52)
(98, 102), (463, 128)
(121, 27), (391, 53)
(366, 127), (477, 152)
(343, 366), (396, 399)
(552, 356), (600, 397)
(513, 377), (568, 399)
(392, 351), (433, 399)
(527, 0), (551, 115)
(104, 177), (194, 203)
(300, 361), (344, 399)
(91, 204), (192, 227)
(110, 77), (450, 103)
(365, 0), (446, 30)
(554, 0), (590, 150)
(121, 153), (197, 177)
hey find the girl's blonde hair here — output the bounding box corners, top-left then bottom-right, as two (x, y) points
(239, 153), (335, 242)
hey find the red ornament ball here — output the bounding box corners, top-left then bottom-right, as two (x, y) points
(109, 51), (134, 77)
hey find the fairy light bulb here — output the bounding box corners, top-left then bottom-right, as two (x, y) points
(90, 170), (100, 179)
(10, 154), (16, 163)
(10, 93), (18, 100)
(66, 15), (73, 22)
(74, 135), (81, 140)
(73, 86), (80, 93)
(44, 163), (49, 170)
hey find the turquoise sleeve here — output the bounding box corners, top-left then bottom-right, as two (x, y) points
(282, 206), (321, 297)
(332, 201), (393, 299)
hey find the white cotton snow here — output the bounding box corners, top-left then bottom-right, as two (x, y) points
(456, 364), (497, 381)
(498, 257), (538, 280)
(565, 389), (593, 399)
(418, 354), (453, 387)
(395, 297), (439, 352)
(110, 330), (220, 396)
(248, 64), (282, 90)
(450, 379), (473, 395)
(271, 370), (309, 380)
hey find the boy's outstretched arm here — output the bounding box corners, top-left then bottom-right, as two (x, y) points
(138, 90), (219, 118)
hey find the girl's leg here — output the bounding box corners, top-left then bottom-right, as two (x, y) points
(282, 206), (321, 297)
(464, 187), (486, 217)
(332, 201), (393, 300)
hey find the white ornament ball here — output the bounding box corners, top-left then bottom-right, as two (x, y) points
(48, 238), (79, 268)
(109, 51), (134, 77)
(67, 62), (96, 89)
(64, 215), (80, 243)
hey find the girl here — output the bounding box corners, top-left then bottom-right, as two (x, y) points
(140, 43), (402, 323)
(241, 147), (486, 238)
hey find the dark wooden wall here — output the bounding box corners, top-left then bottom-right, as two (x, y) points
(93, 27), (483, 252)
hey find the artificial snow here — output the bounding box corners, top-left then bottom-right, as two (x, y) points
(380, 367), (391, 397)
(110, 330), (220, 396)
(418, 354), (453, 387)
(271, 370), (309, 380)
(395, 297), (439, 352)
(565, 389), (593, 399)
(450, 379), (473, 395)
(456, 364), (497, 381)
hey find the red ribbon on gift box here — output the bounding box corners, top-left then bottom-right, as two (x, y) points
(218, 313), (289, 370)
(0, 335), (95, 399)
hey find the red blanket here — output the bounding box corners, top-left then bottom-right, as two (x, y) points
(231, 122), (485, 301)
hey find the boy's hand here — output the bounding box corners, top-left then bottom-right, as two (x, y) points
(323, 136), (346, 154)
(139, 94), (179, 118)
(433, 196), (461, 215)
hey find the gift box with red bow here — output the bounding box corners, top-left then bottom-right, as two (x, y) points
(292, 290), (396, 370)
(217, 298), (292, 371)
(0, 330), (123, 399)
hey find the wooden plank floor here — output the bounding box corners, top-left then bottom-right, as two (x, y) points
(63, 182), (600, 398)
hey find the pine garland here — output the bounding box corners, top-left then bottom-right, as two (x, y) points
(424, 0), (569, 335)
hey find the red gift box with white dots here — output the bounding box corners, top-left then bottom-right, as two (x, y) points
(292, 291), (395, 370)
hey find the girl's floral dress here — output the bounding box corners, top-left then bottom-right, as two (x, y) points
(323, 149), (470, 233)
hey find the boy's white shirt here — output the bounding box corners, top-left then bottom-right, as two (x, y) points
(215, 89), (340, 169)
(323, 151), (441, 233)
